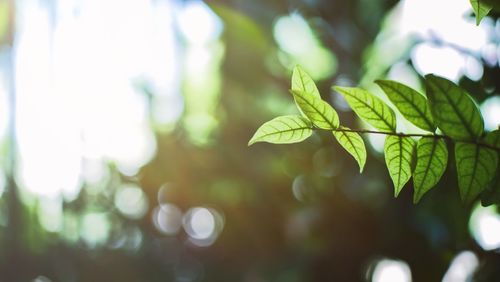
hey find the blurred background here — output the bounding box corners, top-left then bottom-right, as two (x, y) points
(0, 0), (499, 281)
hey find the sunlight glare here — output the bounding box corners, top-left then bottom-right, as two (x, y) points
(442, 251), (479, 282)
(153, 204), (183, 235)
(469, 204), (500, 251)
(114, 184), (149, 220)
(183, 207), (224, 247)
(186, 208), (215, 240)
(80, 212), (110, 248)
(177, 1), (223, 45)
(372, 259), (412, 282)
(480, 96), (500, 131)
(411, 44), (464, 81)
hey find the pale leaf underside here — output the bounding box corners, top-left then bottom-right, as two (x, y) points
(376, 80), (436, 132)
(413, 138), (448, 203)
(248, 115), (313, 145)
(384, 135), (415, 196)
(291, 90), (339, 130)
(333, 126), (367, 173)
(291, 65), (321, 99)
(334, 86), (396, 132)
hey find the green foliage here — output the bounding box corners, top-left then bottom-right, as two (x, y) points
(291, 65), (321, 99)
(413, 138), (448, 203)
(384, 136), (415, 196)
(291, 89), (339, 130)
(425, 74), (484, 140)
(375, 80), (435, 132)
(250, 67), (500, 204)
(485, 129), (500, 147)
(455, 142), (498, 204)
(248, 115), (313, 145)
(480, 129), (500, 206)
(469, 0), (492, 25)
(333, 127), (367, 173)
(333, 86), (396, 132)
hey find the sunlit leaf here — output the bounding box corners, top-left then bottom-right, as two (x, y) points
(384, 135), (415, 196)
(248, 115), (313, 145)
(425, 74), (484, 140)
(0, 2), (10, 45)
(333, 126), (367, 173)
(413, 138), (448, 203)
(376, 80), (436, 132)
(291, 65), (321, 99)
(455, 142), (498, 204)
(334, 86), (396, 132)
(470, 0), (492, 25)
(291, 90), (339, 130)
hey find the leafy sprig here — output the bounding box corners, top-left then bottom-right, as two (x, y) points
(249, 66), (500, 204)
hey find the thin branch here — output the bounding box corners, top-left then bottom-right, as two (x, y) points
(316, 127), (500, 152)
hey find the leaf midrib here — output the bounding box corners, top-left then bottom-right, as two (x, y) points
(339, 131), (362, 161)
(397, 137), (404, 190)
(295, 94), (336, 128)
(381, 82), (434, 131)
(256, 126), (311, 140)
(416, 139), (438, 193)
(463, 144), (480, 201)
(348, 92), (394, 131)
(430, 79), (476, 138)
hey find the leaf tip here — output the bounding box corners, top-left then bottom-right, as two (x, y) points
(394, 191), (400, 198)
(247, 138), (256, 146)
(413, 193), (422, 204)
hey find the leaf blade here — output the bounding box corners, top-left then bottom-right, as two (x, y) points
(376, 80), (436, 132)
(470, 0), (492, 25)
(248, 115), (313, 145)
(425, 74), (484, 140)
(480, 129), (500, 206)
(291, 65), (321, 99)
(413, 138), (448, 203)
(455, 142), (498, 204)
(384, 135), (415, 196)
(291, 90), (339, 130)
(333, 126), (367, 173)
(334, 86), (397, 132)
(484, 129), (500, 148)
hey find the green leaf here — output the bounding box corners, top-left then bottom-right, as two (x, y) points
(384, 135), (415, 196)
(375, 80), (436, 132)
(470, 0), (492, 25)
(484, 129), (500, 148)
(333, 126), (367, 173)
(480, 172), (500, 207)
(413, 138), (448, 203)
(480, 129), (500, 206)
(291, 90), (339, 130)
(425, 74), (484, 140)
(334, 86), (397, 132)
(248, 115), (313, 145)
(291, 65), (321, 99)
(455, 142), (498, 204)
